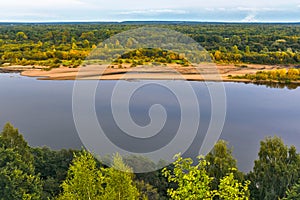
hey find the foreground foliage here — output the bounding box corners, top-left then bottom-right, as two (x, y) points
(1, 123), (300, 199)
(57, 150), (104, 200)
(162, 154), (250, 199)
(284, 180), (300, 199)
(248, 136), (300, 200)
(0, 123), (42, 200)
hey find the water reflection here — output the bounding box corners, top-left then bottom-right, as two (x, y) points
(0, 73), (300, 172)
(244, 81), (300, 90)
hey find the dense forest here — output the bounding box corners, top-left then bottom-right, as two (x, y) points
(0, 23), (300, 69)
(1, 123), (300, 200)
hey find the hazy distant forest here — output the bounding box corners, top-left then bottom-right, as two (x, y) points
(0, 23), (300, 68)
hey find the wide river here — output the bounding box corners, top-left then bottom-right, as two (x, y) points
(0, 73), (299, 172)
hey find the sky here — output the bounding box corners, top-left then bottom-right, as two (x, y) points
(0, 0), (300, 22)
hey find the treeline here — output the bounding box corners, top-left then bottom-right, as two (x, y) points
(0, 23), (299, 67)
(231, 68), (300, 83)
(112, 48), (190, 67)
(1, 123), (300, 199)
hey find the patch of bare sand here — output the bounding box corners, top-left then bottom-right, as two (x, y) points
(3, 64), (294, 82)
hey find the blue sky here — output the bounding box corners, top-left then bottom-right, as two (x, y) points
(1, 0), (300, 22)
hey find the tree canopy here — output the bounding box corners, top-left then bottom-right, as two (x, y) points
(162, 154), (250, 200)
(248, 136), (300, 199)
(0, 23), (299, 68)
(1, 123), (300, 200)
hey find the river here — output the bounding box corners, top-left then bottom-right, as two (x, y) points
(0, 73), (299, 172)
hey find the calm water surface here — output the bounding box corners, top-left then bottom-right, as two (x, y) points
(0, 73), (299, 172)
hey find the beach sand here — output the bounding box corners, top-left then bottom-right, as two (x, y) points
(0, 63), (290, 82)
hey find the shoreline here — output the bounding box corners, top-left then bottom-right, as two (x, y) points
(1, 64), (300, 85)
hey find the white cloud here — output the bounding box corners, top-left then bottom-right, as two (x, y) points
(119, 9), (188, 15)
(218, 8), (226, 11)
(3, 0), (299, 11)
(203, 6), (282, 13)
(0, 0), (299, 22)
(2, 12), (58, 18)
(0, 0), (87, 9)
(242, 14), (258, 22)
(237, 7), (283, 11)
(205, 8), (215, 11)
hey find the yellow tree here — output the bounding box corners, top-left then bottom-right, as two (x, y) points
(287, 68), (299, 80)
(214, 50), (222, 61)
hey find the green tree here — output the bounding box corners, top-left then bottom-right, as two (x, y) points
(0, 123), (33, 163)
(162, 154), (214, 200)
(115, 39), (121, 48)
(83, 39), (90, 48)
(230, 35), (241, 45)
(0, 148), (42, 200)
(123, 154), (156, 173)
(80, 31), (95, 41)
(162, 154), (250, 200)
(135, 180), (160, 200)
(58, 150), (104, 200)
(1, 123), (28, 150)
(284, 180), (300, 200)
(217, 170), (250, 200)
(59, 151), (141, 200)
(0, 124), (42, 199)
(71, 42), (77, 50)
(232, 45), (240, 54)
(205, 140), (243, 189)
(16, 31), (28, 41)
(126, 38), (134, 48)
(248, 136), (300, 200)
(30, 147), (75, 200)
(103, 153), (140, 200)
(245, 46), (250, 54)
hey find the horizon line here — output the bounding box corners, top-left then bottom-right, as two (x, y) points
(0, 20), (299, 24)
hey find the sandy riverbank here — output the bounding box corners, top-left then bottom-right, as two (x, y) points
(0, 64), (294, 83)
